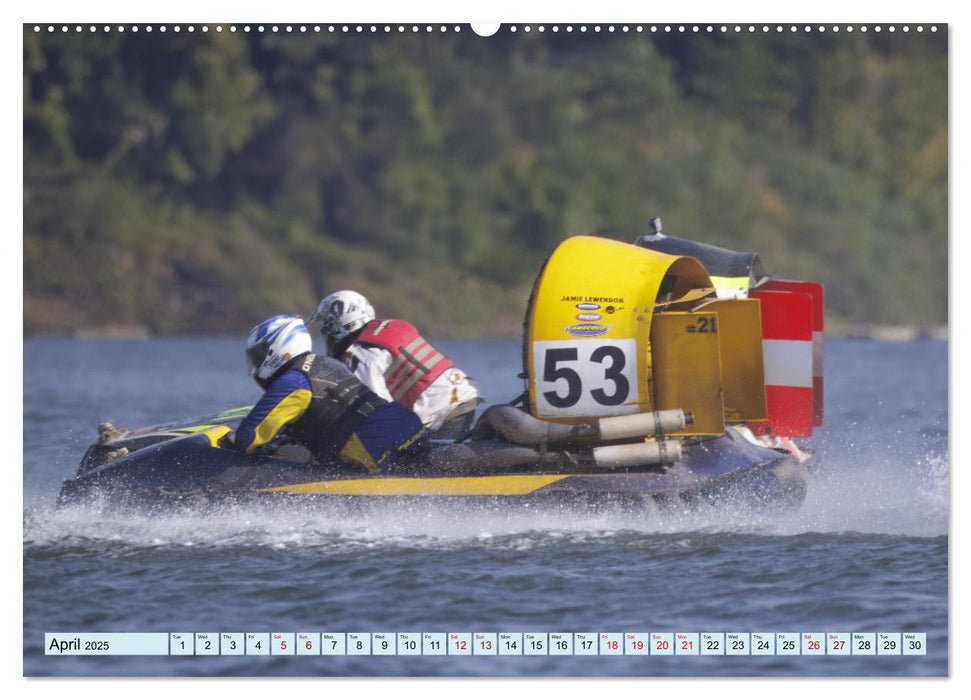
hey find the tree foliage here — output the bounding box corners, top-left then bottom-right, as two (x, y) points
(23, 27), (948, 336)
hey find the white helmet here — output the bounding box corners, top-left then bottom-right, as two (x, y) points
(245, 314), (312, 383)
(308, 290), (375, 354)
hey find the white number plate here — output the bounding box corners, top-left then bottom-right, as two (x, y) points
(532, 339), (639, 418)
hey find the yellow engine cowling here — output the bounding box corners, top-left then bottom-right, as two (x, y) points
(523, 236), (768, 436)
(524, 236), (707, 421)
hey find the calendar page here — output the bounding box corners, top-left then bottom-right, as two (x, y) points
(21, 5), (949, 683)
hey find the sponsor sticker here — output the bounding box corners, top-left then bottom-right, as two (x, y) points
(564, 323), (610, 338)
(575, 313), (602, 322)
(576, 303), (600, 311)
(562, 296), (625, 304)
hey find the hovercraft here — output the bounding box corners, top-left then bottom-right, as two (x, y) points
(58, 221), (823, 511)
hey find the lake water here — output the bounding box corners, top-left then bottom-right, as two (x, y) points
(22, 336), (948, 676)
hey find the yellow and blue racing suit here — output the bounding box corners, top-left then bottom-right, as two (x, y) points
(235, 353), (428, 473)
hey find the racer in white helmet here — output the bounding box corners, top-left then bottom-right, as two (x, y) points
(308, 291), (482, 439)
(234, 314), (428, 471)
(308, 290), (375, 357)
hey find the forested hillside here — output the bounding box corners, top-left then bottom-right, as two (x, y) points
(23, 25), (948, 337)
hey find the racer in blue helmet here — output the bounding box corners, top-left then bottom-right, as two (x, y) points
(233, 315), (428, 473)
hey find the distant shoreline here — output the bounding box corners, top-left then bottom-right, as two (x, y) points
(826, 324), (949, 342)
(23, 324), (950, 343)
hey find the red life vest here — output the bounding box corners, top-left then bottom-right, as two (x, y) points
(355, 319), (454, 409)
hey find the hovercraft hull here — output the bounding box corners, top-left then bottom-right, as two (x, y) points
(57, 416), (806, 511)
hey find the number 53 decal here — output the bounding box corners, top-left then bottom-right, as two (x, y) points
(532, 339), (640, 418)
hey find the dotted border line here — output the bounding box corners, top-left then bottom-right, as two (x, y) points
(30, 24), (940, 35)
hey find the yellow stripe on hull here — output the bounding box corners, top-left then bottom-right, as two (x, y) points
(259, 474), (569, 496)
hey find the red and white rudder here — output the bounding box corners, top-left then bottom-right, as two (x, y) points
(749, 280), (824, 437)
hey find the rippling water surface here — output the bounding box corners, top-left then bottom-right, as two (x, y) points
(23, 337), (948, 676)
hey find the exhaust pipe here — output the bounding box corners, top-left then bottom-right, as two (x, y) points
(470, 405), (693, 449)
(590, 439), (683, 469)
(595, 409), (691, 442)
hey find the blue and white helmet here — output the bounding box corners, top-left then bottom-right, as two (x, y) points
(307, 290), (375, 355)
(245, 315), (312, 382)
